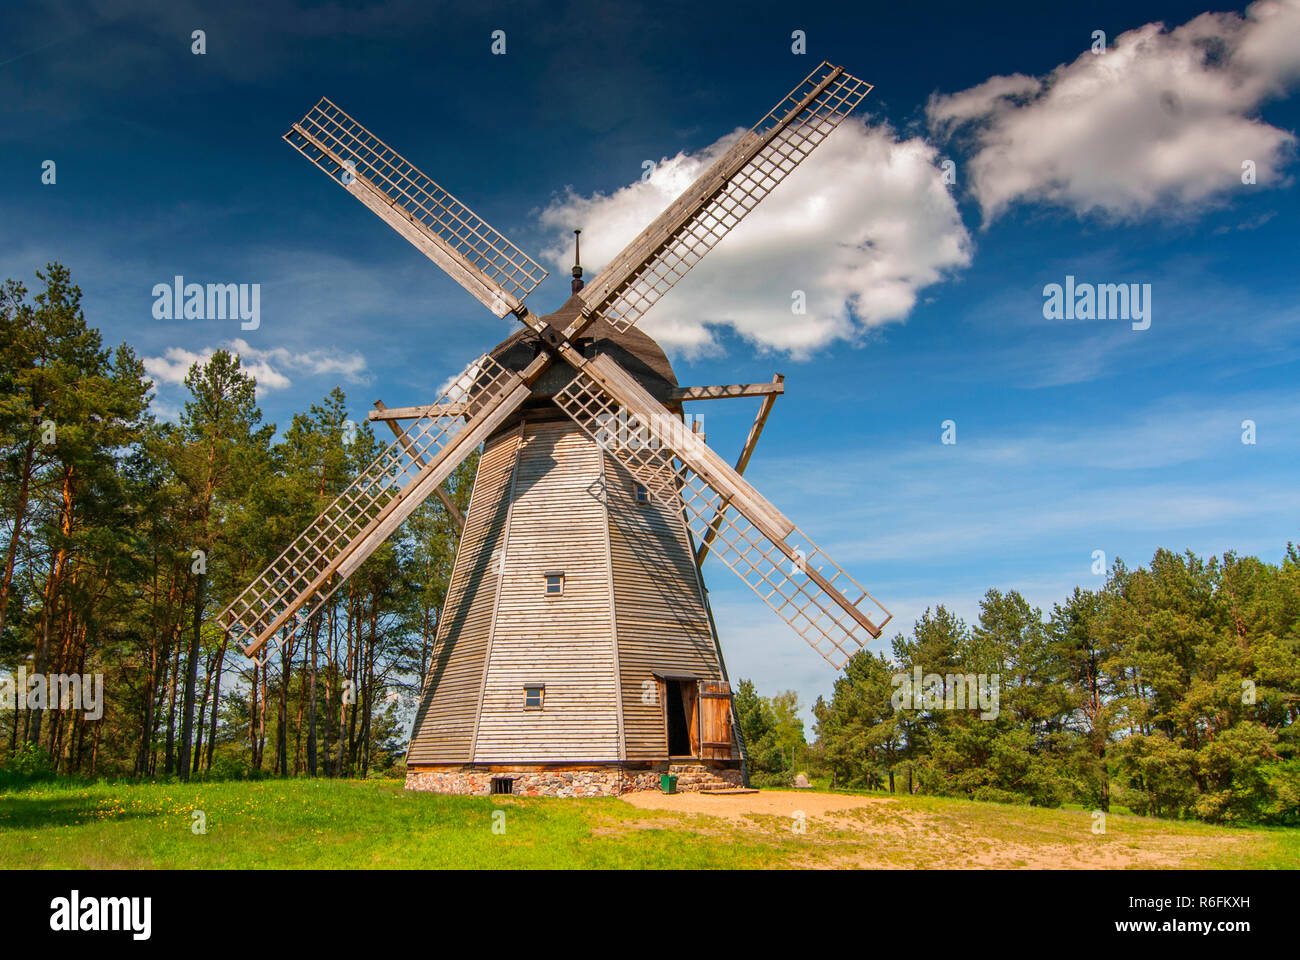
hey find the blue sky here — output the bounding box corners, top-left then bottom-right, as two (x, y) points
(3, 0), (1298, 726)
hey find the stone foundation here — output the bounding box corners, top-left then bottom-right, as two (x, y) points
(405, 763), (745, 798)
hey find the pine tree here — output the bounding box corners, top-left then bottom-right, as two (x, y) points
(169, 350), (271, 781)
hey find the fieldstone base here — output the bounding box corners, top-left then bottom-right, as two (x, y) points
(405, 763), (744, 798)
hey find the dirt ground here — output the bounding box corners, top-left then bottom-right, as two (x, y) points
(615, 789), (1240, 869)
(620, 788), (887, 820)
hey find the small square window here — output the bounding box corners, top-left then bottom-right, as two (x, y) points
(524, 685), (545, 709)
(634, 484), (650, 505)
(545, 572), (564, 596)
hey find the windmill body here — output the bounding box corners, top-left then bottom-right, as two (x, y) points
(222, 62), (892, 798)
(407, 305), (742, 795)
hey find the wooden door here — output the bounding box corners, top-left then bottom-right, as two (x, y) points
(681, 682), (700, 757)
(698, 680), (733, 760)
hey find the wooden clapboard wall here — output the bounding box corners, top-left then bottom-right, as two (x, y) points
(406, 429), (520, 763)
(604, 456), (724, 761)
(472, 421), (622, 762)
(408, 418), (736, 766)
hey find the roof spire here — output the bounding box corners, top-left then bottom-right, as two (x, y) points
(571, 228), (584, 294)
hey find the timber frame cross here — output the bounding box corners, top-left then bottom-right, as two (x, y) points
(222, 60), (892, 671)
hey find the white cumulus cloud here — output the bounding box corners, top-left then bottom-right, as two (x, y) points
(142, 339), (368, 395)
(538, 118), (971, 356)
(927, 0), (1300, 221)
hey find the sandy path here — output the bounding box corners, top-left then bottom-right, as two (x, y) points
(614, 789), (1235, 869)
(618, 788), (887, 820)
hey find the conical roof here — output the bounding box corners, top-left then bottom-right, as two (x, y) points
(487, 294), (679, 404)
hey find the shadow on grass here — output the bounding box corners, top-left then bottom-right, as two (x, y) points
(0, 794), (153, 830)
(0, 772), (61, 793)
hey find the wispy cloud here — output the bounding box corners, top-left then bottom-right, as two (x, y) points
(744, 388), (1300, 567)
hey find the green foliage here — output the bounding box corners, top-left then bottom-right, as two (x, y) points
(735, 679), (805, 786)
(814, 651), (902, 791)
(200, 751), (269, 782)
(0, 742), (55, 781)
(803, 549), (1300, 825)
(0, 265), (457, 782)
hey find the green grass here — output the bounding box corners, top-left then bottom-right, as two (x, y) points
(1, 776), (1294, 869)
(0, 778), (778, 869)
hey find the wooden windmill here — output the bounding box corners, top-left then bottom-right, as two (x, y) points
(221, 61), (891, 796)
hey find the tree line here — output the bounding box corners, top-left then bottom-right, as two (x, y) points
(738, 548), (1299, 824)
(0, 264), (470, 780)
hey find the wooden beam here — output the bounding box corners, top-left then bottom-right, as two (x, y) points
(373, 400), (465, 533)
(290, 121), (524, 320)
(669, 381), (785, 402)
(695, 374), (783, 566)
(734, 374), (783, 474)
(567, 64), (851, 340)
(571, 351), (794, 539)
(368, 402), (468, 421)
(571, 128), (764, 324)
(370, 383), (785, 417)
(337, 380), (530, 580)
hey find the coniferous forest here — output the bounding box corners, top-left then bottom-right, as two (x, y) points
(2, 265), (1297, 826)
(799, 567), (1299, 824)
(1, 265), (471, 782)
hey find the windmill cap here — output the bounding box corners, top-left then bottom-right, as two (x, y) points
(486, 295), (678, 407)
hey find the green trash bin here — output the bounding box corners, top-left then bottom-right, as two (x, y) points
(660, 773), (678, 794)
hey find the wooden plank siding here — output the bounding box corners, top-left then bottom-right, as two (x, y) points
(472, 421), (622, 763)
(604, 456), (725, 761)
(405, 429), (520, 763)
(407, 417), (737, 767)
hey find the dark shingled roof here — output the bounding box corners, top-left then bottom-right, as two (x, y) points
(488, 294), (679, 401)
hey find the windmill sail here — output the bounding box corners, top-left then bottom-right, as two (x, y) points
(220, 354), (531, 663)
(243, 63), (880, 673)
(285, 98), (548, 318)
(574, 61), (872, 335)
(554, 356), (890, 669)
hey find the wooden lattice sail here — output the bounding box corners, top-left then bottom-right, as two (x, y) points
(555, 359), (889, 670)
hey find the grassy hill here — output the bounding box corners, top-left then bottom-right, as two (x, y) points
(2, 777), (1295, 869)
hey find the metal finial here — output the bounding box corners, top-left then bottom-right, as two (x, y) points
(571, 228), (584, 294)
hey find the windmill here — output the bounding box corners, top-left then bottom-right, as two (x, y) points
(221, 61), (891, 796)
